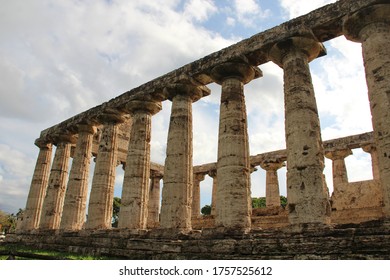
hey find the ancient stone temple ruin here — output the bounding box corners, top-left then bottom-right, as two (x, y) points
(6, 0), (390, 259)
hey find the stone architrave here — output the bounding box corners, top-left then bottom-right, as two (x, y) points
(208, 169), (217, 216)
(362, 144), (380, 180)
(85, 112), (125, 230)
(60, 124), (96, 231)
(147, 170), (163, 228)
(160, 83), (209, 230)
(39, 135), (75, 230)
(343, 4), (390, 216)
(325, 149), (352, 188)
(118, 100), (161, 230)
(269, 35), (330, 225)
(21, 140), (53, 231)
(192, 173), (206, 218)
(260, 161), (285, 207)
(210, 60), (261, 229)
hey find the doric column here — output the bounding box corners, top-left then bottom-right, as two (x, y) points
(85, 111), (125, 230)
(118, 100), (161, 229)
(147, 170), (163, 228)
(269, 35), (330, 225)
(21, 140), (53, 231)
(208, 169), (217, 216)
(343, 4), (390, 216)
(362, 144), (380, 180)
(259, 161), (285, 207)
(210, 59), (261, 229)
(192, 173), (206, 218)
(60, 124), (96, 231)
(325, 148), (352, 187)
(39, 134), (75, 230)
(160, 83), (209, 230)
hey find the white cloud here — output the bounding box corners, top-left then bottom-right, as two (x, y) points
(279, 0), (337, 19)
(183, 0), (218, 22)
(233, 0), (271, 27)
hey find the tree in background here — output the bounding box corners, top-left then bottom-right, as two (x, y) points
(252, 196), (288, 209)
(112, 197), (122, 228)
(201, 205), (211, 216)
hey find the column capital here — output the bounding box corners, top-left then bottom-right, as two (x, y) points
(210, 58), (262, 85)
(269, 36), (326, 67)
(51, 133), (77, 145)
(259, 160), (285, 171)
(77, 124), (97, 135)
(362, 143), (377, 154)
(194, 172), (207, 182)
(163, 83), (210, 102)
(34, 138), (52, 149)
(324, 148), (352, 160)
(343, 4), (390, 42)
(124, 100), (162, 115)
(150, 169), (164, 179)
(97, 108), (127, 124)
(208, 169), (217, 178)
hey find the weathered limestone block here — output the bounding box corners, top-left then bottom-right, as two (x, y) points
(269, 35), (330, 225)
(210, 60), (261, 229)
(325, 148), (352, 187)
(362, 144), (380, 180)
(147, 170), (163, 228)
(60, 124), (97, 231)
(21, 141), (53, 231)
(192, 173), (206, 218)
(86, 112), (126, 229)
(343, 4), (390, 217)
(331, 180), (383, 211)
(39, 135), (75, 230)
(208, 169), (217, 216)
(160, 83), (209, 230)
(259, 161), (285, 207)
(119, 100), (161, 229)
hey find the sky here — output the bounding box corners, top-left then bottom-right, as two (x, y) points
(0, 0), (374, 215)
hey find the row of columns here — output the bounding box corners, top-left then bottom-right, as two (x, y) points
(21, 4), (390, 233)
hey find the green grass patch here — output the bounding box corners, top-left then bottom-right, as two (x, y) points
(0, 244), (114, 260)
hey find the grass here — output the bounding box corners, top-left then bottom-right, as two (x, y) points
(0, 244), (114, 260)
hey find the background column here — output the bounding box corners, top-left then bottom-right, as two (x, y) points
(147, 170), (163, 228)
(325, 148), (352, 187)
(269, 35), (331, 225)
(21, 140), (52, 231)
(260, 161), (285, 208)
(192, 173), (206, 219)
(362, 144), (380, 180)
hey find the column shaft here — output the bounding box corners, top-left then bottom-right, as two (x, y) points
(161, 93), (194, 229)
(344, 5), (390, 216)
(192, 173), (205, 218)
(325, 149), (352, 188)
(211, 61), (258, 229)
(260, 162), (284, 208)
(22, 142), (52, 231)
(60, 125), (96, 231)
(209, 170), (217, 216)
(270, 36), (330, 225)
(147, 172), (162, 228)
(86, 121), (120, 229)
(362, 144), (380, 180)
(119, 104), (158, 229)
(39, 140), (72, 230)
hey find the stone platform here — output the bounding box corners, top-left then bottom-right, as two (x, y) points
(5, 219), (390, 260)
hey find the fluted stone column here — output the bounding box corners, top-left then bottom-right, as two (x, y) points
(39, 135), (74, 230)
(260, 161), (285, 208)
(210, 60), (261, 229)
(362, 144), (380, 180)
(160, 83), (209, 230)
(118, 100), (161, 229)
(21, 140), (53, 231)
(60, 124), (96, 231)
(85, 112), (125, 229)
(192, 173), (206, 218)
(208, 169), (217, 216)
(344, 5), (390, 216)
(269, 36), (330, 225)
(147, 170), (163, 228)
(325, 149), (352, 187)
